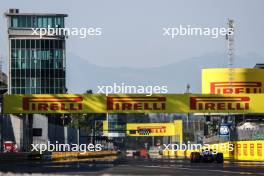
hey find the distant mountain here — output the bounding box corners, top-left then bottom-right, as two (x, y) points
(67, 53), (264, 94)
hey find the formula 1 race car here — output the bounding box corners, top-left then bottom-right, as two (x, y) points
(132, 148), (150, 158)
(190, 149), (223, 163)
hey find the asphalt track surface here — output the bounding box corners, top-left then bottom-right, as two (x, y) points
(0, 158), (264, 175)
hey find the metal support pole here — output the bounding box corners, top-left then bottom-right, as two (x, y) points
(93, 114), (96, 145)
(77, 115), (80, 146)
(0, 100), (3, 153)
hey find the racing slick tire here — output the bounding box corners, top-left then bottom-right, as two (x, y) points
(215, 153), (224, 163)
(190, 152), (201, 163)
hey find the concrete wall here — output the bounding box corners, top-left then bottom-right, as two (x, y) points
(2, 114), (79, 151)
(33, 115), (78, 145)
(2, 115), (23, 150)
(48, 123), (78, 145)
(32, 114), (48, 145)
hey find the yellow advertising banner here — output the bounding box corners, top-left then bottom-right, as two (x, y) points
(163, 141), (264, 161)
(233, 141), (264, 161)
(4, 93), (264, 114)
(3, 94), (107, 114)
(126, 123), (176, 136)
(102, 120), (108, 136)
(202, 68), (264, 94)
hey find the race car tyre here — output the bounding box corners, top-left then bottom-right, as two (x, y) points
(190, 152), (200, 163)
(215, 153), (224, 163)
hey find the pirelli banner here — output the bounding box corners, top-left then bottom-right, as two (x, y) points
(202, 68), (264, 94)
(3, 93), (264, 114)
(127, 123), (177, 136)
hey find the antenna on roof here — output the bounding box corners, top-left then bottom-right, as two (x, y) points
(226, 19), (235, 86)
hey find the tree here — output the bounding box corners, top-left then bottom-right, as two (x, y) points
(85, 89), (93, 94)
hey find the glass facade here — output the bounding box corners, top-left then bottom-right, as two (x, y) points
(10, 39), (66, 94)
(10, 16), (64, 28)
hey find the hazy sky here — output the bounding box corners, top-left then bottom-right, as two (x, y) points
(1, 0), (264, 68)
